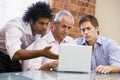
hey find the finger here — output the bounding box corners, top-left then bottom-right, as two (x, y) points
(46, 50), (59, 59)
(43, 46), (59, 59)
(103, 70), (108, 74)
(102, 67), (108, 74)
(98, 67), (104, 73)
(98, 66), (109, 74)
(95, 65), (104, 73)
(54, 60), (58, 66)
(101, 67), (106, 74)
(45, 46), (52, 50)
(95, 65), (103, 72)
(104, 67), (110, 74)
(50, 53), (59, 59)
(102, 69), (110, 74)
(53, 61), (58, 67)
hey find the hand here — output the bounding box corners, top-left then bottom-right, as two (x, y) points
(49, 60), (58, 69)
(95, 65), (111, 74)
(42, 46), (59, 59)
(40, 60), (58, 70)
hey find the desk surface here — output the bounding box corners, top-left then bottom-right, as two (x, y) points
(0, 70), (120, 80)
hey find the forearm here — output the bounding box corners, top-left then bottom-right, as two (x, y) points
(12, 49), (44, 61)
(12, 46), (58, 61)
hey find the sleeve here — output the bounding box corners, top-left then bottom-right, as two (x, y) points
(107, 39), (120, 68)
(5, 26), (23, 60)
(27, 57), (44, 71)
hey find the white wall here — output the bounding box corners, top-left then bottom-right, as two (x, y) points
(95, 0), (120, 44)
(0, 0), (49, 28)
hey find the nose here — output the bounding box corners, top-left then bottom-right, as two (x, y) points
(43, 24), (48, 29)
(64, 28), (69, 34)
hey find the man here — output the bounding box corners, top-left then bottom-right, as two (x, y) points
(25, 10), (75, 71)
(0, 2), (58, 73)
(76, 15), (120, 74)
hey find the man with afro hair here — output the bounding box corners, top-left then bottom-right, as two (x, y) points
(0, 1), (58, 73)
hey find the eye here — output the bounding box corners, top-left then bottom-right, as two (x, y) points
(87, 27), (91, 30)
(39, 22), (44, 25)
(81, 28), (85, 32)
(39, 22), (49, 25)
(62, 25), (66, 28)
(68, 27), (71, 30)
(46, 22), (49, 25)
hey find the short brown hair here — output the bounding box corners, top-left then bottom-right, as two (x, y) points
(79, 15), (99, 34)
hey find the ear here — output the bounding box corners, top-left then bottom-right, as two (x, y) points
(51, 21), (57, 29)
(96, 26), (99, 32)
(51, 21), (57, 25)
(29, 19), (34, 26)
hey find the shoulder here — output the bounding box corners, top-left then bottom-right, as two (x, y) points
(64, 36), (76, 44)
(65, 36), (75, 42)
(100, 36), (117, 45)
(75, 37), (84, 41)
(75, 37), (85, 45)
(6, 17), (23, 25)
(65, 36), (74, 40)
(42, 31), (54, 41)
(5, 17), (29, 31)
(100, 36), (119, 49)
(5, 17), (26, 28)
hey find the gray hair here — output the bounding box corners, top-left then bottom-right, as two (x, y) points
(54, 10), (74, 24)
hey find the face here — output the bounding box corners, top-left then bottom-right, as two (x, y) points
(30, 18), (50, 36)
(53, 15), (73, 41)
(80, 21), (99, 44)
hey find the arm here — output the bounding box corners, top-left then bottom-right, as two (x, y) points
(95, 39), (120, 74)
(5, 26), (58, 61)
(12, 46), (58, 61)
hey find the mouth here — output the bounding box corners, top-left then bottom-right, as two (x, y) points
(38, 30), (46, 34)
(85, 35), (89, 39)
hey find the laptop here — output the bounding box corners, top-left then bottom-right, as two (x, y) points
(57, 44), (92, 73)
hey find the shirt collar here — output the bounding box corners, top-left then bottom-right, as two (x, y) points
(81, 38), (87, 45)
(62, 37), (70, 43)
(23, 22), (32, 36)
(42, 31), (55, 43)
(81, 35), (102, 45)
(96, 35), (103, 45)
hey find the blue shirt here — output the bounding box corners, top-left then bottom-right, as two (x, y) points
(76, 35), (120, 70)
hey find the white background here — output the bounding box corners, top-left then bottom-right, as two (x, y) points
(0, 0), (49, 28)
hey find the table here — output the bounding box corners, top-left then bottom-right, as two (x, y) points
(0, 70), (120, 80)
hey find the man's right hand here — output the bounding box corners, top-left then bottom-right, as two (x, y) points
(42, 46), (59, 59)
(40, 60), (58, 70)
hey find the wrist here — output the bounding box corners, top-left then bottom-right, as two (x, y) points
(39, 49), (45, 57)
(106, 66), (112, 73)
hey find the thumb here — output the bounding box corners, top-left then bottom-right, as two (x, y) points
(44, 46), (52, 50)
